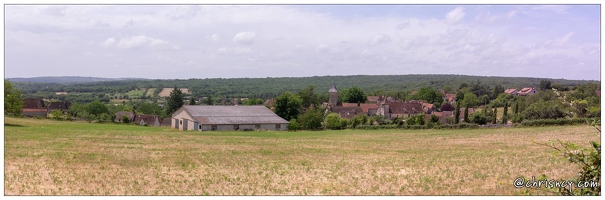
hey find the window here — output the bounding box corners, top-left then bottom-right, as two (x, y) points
(211, 125), (217, 131)
(276, 124), (281, 129)
(180, 120), (182, 125)
(199, 125), (202, 130)
(234, 125), (239, 130)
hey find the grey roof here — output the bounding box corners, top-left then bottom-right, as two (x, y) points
(329, 84), (338, 93)
(179, 105), (288, 125)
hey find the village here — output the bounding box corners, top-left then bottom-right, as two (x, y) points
(17, 83), (557, 131)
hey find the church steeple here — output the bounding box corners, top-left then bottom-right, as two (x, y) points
(329, 84), (339, 107)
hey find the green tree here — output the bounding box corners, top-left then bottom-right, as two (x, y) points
(455, 91), (465, 103)
(463, 105), (469, 123)
(539, 79), (552, 90)
(205, 95), (214, 105)
(136, 102), (162, 115)
(274, 92), (302, 121)
(461, 93), (479, 107)
(480, 94), (490, 106)
(343, 87), (366, 103)
(4, 80), (24, 116)
(244, 98), (264, 105)
(502, 102), (508, 124)
(165, 87), (184, 115)
(189, 97), (196, 105)
(492, 106), (497, 124)
(297, 108), (323, 130)
(454, 102), (460, 124)
(413, 87), (444, 104)
(492, 84), (505, 99)
(87, 100), (109, 117)
(325, 113), (342, 130)
(298, 85), (318, 108)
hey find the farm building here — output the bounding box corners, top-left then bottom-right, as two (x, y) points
(134, 114), (162, 126)
(22, 98), (47, 117)
(517, 87), (538, 96)
(114, 111), (136, 123)
(171, 105), (289, 131)
(47, 101), (71, 115)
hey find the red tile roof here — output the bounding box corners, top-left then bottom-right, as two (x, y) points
(517, 87), (536, 96)
(445, 94), (456, 102)
(504, 88), (517, 94)
(367, 96), (380, 102)
(341, 103), (378, 114)
(387, 102), (423, 115)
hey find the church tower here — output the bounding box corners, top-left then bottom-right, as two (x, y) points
(329, 84), (339, 107)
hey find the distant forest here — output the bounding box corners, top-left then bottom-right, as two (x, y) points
(12, 74), (600, 103)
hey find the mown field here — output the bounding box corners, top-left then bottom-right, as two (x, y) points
(4, 117), (600, 195)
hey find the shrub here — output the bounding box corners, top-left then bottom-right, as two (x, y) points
(470, 112), (488, 125)
(521, 100), (568, 120)
(122, 115), (130, 123)
(339, 118), (349, 129)
(325, 113), (342, 130)
(298, 108), (323, 130)
(288, 119), (299, 131)
(520, 118), (589, 126)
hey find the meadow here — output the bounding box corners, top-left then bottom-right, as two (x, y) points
(4, 117), (600, 195)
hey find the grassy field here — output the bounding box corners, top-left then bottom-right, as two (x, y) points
(146, 88), (156, 97)
(125, 89), (146, 98)
(4, 117), (600, 195)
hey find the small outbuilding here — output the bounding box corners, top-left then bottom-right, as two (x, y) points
(171, 105), (289, 131)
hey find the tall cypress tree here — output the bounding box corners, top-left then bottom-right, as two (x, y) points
(454, 102), (460, 124)
(463, 105), (469, 123)
(492, 106), (498, 124)
(189, 97), (196, 105)
(502, 102), (508, 124)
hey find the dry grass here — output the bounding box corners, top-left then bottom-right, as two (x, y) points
(158, 88), (190, 98)
(4, 117), (600, 195)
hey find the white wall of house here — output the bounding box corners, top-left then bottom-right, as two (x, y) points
(187, 120), (196, 131)
(172, 109), (196, 130)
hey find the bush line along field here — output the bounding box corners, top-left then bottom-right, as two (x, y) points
(4, 117), (599, 195)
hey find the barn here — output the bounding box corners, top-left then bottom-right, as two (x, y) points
(171, 105), (289, 131)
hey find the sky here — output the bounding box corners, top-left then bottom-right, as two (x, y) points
(3, 4), (601, 80)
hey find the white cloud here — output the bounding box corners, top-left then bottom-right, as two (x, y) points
(233, 31), (256, 45)
(115, 35), (180, 50)
(100, 38), (115, 48)
(209, 33), (221, 41)
(369, 34), (391, 46)
(445, 7), (465, 24)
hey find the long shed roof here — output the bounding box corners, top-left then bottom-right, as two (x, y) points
(176, 105), (288, 125)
